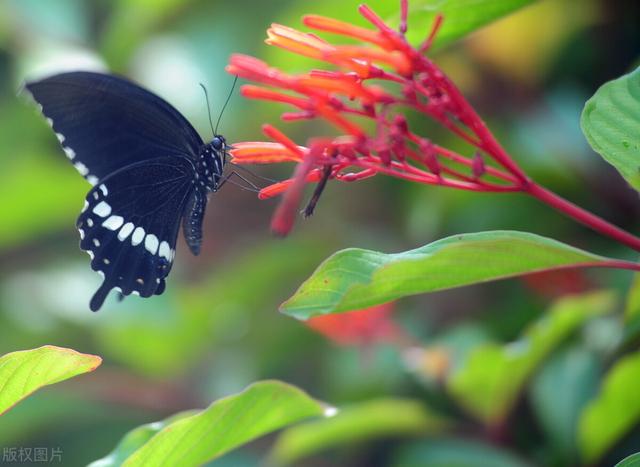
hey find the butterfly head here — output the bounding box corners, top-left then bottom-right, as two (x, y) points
(210, 134), (229, 165)
(211, 135), (226, 151)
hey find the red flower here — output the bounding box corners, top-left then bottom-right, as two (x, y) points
(224, 0), (640, 257)
(226, 0), (528, 235)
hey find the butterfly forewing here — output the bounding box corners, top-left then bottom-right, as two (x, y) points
(78, 156), (196, 310)
(24, 71), (203, 184)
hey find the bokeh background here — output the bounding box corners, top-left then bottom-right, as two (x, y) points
(1, 0), (639, 465)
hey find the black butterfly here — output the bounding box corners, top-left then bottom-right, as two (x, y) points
(25, 71), (229, 311)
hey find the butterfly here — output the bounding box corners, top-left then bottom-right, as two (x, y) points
(24, 71), (230, 311)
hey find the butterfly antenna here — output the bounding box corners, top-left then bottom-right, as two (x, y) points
(199, 83), (216, 138)
(215, 75), (238, 135)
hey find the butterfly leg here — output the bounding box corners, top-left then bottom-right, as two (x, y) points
(217, 171), (261, 192)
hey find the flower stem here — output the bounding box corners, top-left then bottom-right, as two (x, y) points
(526, 182), (640, 253)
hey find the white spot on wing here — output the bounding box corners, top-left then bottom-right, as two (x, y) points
(93, 201), (111, 217)
(74, 162), (89, 176)
(82, 200), (88, 212)
(145, 234), (159, 255)
(64, 147), (76, 159)
(132, 227), (145, 246)
(87, 175), (98, 185)
(159, 241), (172, 261)
(99, 184), (108, 196)
(78, 228), (85, 239)
(93, 238), (101, 247)
(86, 218), (93, 227)
(118, 222), (134, 241)
(102, 215), (124, 231)
(56, 133), (65, 143)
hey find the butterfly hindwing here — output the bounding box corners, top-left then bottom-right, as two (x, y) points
(24, 71), (203, 185)
(78, 155), (196, 310)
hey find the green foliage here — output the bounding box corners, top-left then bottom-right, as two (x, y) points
(530, 347), (600, 462)
(95, 238), (328, 377)
(447, 291), (615, 424)
(269, 398), (449, 465)
(95, 381), (327, 467)
(579, 350), (640, 464)
(2, 0), (640, 465)
(88, 410), (198, 467)
(625, 273), (640, 321)
(0, 345), (101, 416)
(281, 231), (618, 319)
(396, 0), (537, 48)
(581, 67), (640, 193)
(392, 438), (530, 467)
(617, 453), (640, 467)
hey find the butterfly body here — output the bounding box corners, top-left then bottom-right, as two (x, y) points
(24, 71), (229, 311)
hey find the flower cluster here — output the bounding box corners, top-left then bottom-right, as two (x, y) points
(226, 0), (640, 251)
(226, 1), (530, 235)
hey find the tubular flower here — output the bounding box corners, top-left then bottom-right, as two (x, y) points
(227, 0), (530, 235)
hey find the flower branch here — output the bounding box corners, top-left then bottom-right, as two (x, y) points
(225, 0), (640, 253)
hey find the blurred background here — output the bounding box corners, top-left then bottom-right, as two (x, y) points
(1, 0), (639, 465)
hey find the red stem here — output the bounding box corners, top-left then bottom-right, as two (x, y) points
(527, 182), (640, 253)
(399, 0), (408, 34)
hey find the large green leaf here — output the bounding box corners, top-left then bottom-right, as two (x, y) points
(281, 231), (629, 319)
(119, 381), (328, 467)
(447, 292), (614, 424)
(0, 345), (102, 416)
(617, 453), (640, 467)
(396, 0), (537, 49)
(581, 67), (640, 193)
(88, 411), (197, 467)
(579, 350), (640, 463)
(269, 398), (449, 465)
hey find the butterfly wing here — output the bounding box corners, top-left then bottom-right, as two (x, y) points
(24, 71), (203, 184)
(78, 155), (196, 311)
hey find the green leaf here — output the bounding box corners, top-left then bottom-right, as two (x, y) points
(579, 350), (640, 463)
(281, 231), (625, 319)
(88, 411), (197, 467)
(392, 438), (530, 467)
(581, 67), (640, 192)
(0, 345), (102, 416)
(447, 292), (615, 424)
(617, 453), (640, 467)
(529, 347), (600, 461)
(269, 398), (449, 465)
(395, 0), (537, 49)
(121, 381), (328, 467)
